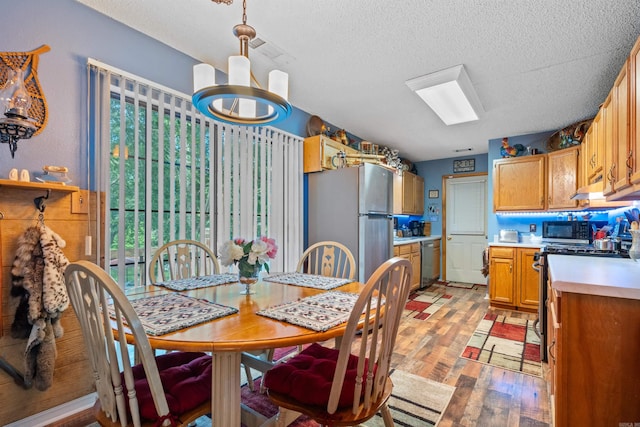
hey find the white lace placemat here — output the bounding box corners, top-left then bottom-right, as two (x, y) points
(110, 293), (238, 336)
(153, 273), (239, 291)
(257, 291), (363, 332)
(263, 272), (352, 290)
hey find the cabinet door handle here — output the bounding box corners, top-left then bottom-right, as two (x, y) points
(509, 263), (512, 273)
(627, 150), (634, 176)
(548, 339), (556, 362)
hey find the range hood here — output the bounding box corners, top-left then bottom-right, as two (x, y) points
(570, 181), (604, 200)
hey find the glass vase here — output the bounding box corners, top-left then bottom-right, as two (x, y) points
(238, 261), (261, 294)
(629, 230), (640, 262)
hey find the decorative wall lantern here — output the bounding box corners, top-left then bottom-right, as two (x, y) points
(0, 45), (50, 158)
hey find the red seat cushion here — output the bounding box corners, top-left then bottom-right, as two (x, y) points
(125, 351), (212, 421)
(263, 343), (370, 408)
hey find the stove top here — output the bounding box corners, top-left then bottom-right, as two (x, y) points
(544, 243), (627, 257)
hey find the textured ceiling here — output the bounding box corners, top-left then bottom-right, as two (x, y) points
(76, 0), (640, 162)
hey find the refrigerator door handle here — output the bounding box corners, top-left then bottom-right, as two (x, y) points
(363, 212), (393, 218)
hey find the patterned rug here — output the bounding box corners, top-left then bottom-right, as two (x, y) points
(404, 289), (451, 320)
(444, 281), (487, 290)
(461, 311), (542, 377)
(110, 293), (238, 336)
(241, 369), (455, 427)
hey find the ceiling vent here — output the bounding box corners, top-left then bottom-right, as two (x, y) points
(249, 36), (294, 66)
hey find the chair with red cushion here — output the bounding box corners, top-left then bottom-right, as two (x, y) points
(263, 257), (412, 427)
(65, 260), (212, 427)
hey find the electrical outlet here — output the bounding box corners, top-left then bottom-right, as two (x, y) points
(71, 190), (89, 214)
(530, 224), (537, 232)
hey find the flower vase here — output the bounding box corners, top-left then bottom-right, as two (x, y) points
(238, 260), (260, 294)
(629, 230), (640, 262)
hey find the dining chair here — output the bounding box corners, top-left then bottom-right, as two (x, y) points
(296, 240), (356, 279)
(243, 241), (357, 392)
(263, 256), (413, 427)
(148, 239), (220, 285)
(65, 260), (213, 427)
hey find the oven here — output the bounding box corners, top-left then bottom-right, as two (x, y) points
(533, 240), (628, 362)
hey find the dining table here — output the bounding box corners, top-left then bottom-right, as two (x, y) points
(124, 274), (365, 427)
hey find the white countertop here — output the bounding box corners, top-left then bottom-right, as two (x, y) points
(393, 235), (441, 246)
(548, 254), (640, 300)
(489, 242), (544, 249)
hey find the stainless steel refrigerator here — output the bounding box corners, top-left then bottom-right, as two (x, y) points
(307, 163), (394, 283)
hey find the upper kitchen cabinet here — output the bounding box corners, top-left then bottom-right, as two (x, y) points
(393, 171), (424, 215)
(303, 135), (360, 173)
(611, 60), (631, 195)
(608, 36), (640, 200)
(547, 146), (579, 210)
(493, 155), (546, 211)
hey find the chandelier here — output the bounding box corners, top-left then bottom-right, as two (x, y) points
(192, 0), (291, 126)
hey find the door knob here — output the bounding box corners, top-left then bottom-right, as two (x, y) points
(447, 236), (452, 241)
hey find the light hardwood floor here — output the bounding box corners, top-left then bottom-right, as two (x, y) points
(48, 282), (550, 427)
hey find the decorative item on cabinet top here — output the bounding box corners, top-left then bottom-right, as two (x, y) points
(546, 117), (593, 152)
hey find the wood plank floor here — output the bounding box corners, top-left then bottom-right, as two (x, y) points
(393, 282), (550, 427)
(48, 282), (551, 427)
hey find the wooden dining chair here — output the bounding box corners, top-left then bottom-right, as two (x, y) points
(65, 260), (213, 427)
(243, 241), (357, 391)
(296, 241), (356, 279)
(263, 257), (413, 427)
(148, 239), (220, 285)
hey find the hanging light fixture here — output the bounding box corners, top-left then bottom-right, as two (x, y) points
(192, 0), (291, 126)
(0, 68), (37, 158)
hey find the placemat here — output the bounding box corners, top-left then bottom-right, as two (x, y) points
(111, 293), (238, 336)
(263, 272), (352, 290)
(257, 291), (363, 332)
(153, 273), (239, 291)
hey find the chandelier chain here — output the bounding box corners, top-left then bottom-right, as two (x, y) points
(242, 0), (247, 25)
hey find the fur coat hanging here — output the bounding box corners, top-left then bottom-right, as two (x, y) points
(10, 224), (70, 391)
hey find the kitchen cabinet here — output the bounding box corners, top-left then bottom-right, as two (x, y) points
(587, 107), (605, 183)
(488, 246), (539, 311)
(394, 242), (421, 290)
(546, 146), (579, 210)
(393, 171), (424, 215)
(608, 36), (640, 200)
(493, 155), (546, 211)
(303, 135), (360, 173)
(609, 61), (631, 196)
(548, 288), (640, 426)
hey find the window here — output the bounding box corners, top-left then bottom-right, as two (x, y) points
(88, 60), (303, 289)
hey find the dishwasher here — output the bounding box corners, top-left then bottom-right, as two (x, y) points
(421, 240), (434, 287)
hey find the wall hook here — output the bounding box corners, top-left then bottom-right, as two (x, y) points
(34, 189), (51, 212)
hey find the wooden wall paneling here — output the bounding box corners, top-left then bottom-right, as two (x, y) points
(0, 187), (98, 426)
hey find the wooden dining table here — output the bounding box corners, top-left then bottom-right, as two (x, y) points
(126, 276), (364, 427)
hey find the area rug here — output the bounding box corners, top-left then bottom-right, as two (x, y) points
(445, 281), (487, 290)
(461, 311), (542, 377)
(404, 289), (451, 320)
(241, 369), (455, 427)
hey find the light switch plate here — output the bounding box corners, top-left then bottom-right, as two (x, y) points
(71, 190), (89, 214)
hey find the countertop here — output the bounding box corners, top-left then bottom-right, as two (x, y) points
(548, 254), (640, 300)
(488, 241), (545, 249)
(393, 235), (441, 246)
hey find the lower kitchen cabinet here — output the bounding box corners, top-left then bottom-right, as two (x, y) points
(489, 246), (540, 311)
(548, 288), (640, 426)
(394, 242), (421, 290)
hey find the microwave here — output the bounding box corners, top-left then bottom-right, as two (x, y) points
(542, 221), (592, 243)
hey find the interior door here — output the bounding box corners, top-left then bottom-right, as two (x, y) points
(444, 174), (488, 284)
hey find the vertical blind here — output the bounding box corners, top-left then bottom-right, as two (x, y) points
(87, 59), (303, 288)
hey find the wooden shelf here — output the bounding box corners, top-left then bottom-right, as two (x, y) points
(0, 179), (79, 192)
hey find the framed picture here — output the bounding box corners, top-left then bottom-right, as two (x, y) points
(453, 158), (475, 173)
(428, 189), (439, 199)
